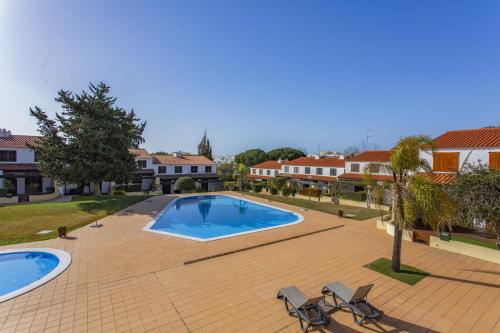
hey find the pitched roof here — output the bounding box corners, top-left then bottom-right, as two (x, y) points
(0, 135), (40, 149)
(152, 154), (215, 165)
(348, 150), (393, 162)
(129, 148), (151, 159)
(420, 172), (455, 185)
(432, 127), (500, 149)
(338, 172), (393, 182)
(251, 160), (282, 169)
(0, 163), (40, 171)
(283, 156), (345, 167)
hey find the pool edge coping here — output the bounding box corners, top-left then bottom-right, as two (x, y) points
(142, 194), (305, 242)
(0, 248), (72, 303)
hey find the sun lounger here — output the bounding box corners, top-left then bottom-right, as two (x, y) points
(321, 282), (383, 325)
(277, 286), (332, 332)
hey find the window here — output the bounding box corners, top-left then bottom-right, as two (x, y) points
(259, 169), (263, 175)
(174, 165), (182, 173)
(191, 166), (198, 173)
(158, 166), (166, 174)
(351, 163), (360, 173)
(205, 166), (212, 173)
(433, 152), (459, 172)
(369, 164), (380, 173)
(294, 166), (299, 173)
(316, 168), (323, 175)
(330, 168), (337, 176)
(489, 152), (500, 170)
(0, 150), (16, 162)
(137, 160), (146, 168)
(252, 168), (256, 174)
(274, 170), (278, 175)
(284, 166), (289, 173)
(305, 167), (310, 174)
(266, 169), (271, 175)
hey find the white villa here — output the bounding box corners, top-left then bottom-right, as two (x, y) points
(338, 150), (393, 184)
(420, 127), (500, 184)
(248, 160), (283, 181)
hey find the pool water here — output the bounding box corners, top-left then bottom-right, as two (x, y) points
(145, 195), (302, 241)
(0, 251), (60, 298)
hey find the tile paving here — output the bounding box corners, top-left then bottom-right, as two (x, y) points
(0, 192), (498, 332)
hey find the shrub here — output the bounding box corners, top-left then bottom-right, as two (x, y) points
(281, 187), (293, 197)
(252, 182), (263, 193)
(0, 188), (7, 197)
(270, 187), (278, 195)
(174, 177), (196, 193)
(342, 191), (367, 202)
(113, 189), (126, 195)
(299, 187), (322, 198)
(224, 181), (237, 191)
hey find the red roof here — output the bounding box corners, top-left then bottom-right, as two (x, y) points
(0, 135), (40, 149)
(420, 172), (455, 185)
(432, 127), (500, 149)
(251, 160), (282, 169)
(348, 150), (392, 162)
(152, 154), (215, 165)
(280, 173), (337, 182)
(0, 163), (39, 171)
(338, 172), (393, 181)
(129, 148), (151, 158)
(283, 156), (345, 167)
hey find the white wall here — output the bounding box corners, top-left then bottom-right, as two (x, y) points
(281, 165), (345, 177)
(250, 168), (279, 177)
(344, 161), (391, 175)
(0, 148), (36, 163)
(154, 164), (216, 175)
(419, 148), (500, 171)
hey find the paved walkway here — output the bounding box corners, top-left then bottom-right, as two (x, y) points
(0, 192), (498, 333)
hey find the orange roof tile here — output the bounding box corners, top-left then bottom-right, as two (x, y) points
(129, 148), (151, 158)
(152, 154), (215, 165)
(348, 150), (393, 162)
(283, 156), (345, 167)
(251, 160), (282, 169)
(338, 172), (393, 181)
(0, 135), (40, 149)
(420, 172), (455, 185)
(0, 163), (40, 171)
(432, 127), (500, 149)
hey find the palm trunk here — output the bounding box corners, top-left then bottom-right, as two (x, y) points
(391, 224), (402, 272)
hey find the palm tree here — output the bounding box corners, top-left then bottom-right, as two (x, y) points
(234, 163), (248, 192)
(386, 135), (455, 272)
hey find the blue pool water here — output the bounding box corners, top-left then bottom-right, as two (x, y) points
(0, 252), (60, 297)
(147, 195), (302, 241)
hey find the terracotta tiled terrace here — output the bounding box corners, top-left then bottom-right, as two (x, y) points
(0, 192), (499, 333)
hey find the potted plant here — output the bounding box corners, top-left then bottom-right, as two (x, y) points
(338, 209), (344, 218)
(58, 226), (67, 238)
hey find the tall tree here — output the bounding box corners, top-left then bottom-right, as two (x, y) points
(234, 148), (268, 166)
(386, 136), (455, 272)
(29, 82), (146, 194)
(197, 129), (213, 160)
(267, 147), (306, 161)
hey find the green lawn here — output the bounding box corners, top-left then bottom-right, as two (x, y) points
(244, 192), (381, 220)
(0, 195), (150, 246)
(366, 258), (429, 285)
(452, 234), (497, 250)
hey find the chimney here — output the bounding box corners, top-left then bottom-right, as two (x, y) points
(173, 151), (182, 158)
(0, 129), (12, 138)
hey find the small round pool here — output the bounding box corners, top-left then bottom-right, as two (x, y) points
(0, 248), (71, 302)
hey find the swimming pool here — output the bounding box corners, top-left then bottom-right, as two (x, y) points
(0, 248), (71, 302)
(144, 195), (303, 241)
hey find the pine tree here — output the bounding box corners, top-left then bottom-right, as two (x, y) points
(197, 129), (213, 160)
(29, 82), (146, 194)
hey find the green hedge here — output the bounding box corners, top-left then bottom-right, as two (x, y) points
(252, 183), (263, 193)
(342, 191), (367, 202)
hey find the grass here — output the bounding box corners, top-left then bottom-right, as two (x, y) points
(451, 234), (497, 250)
(0, 195), (150, 246)
(244, 192), (381, 221)
(366, 258), (429, 285)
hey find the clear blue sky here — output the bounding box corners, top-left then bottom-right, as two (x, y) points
(1, 0), (499, 155)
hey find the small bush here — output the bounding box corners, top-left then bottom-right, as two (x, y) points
(224, 181), (237, 191)
(281, 187), (293, 197)
(0, 188), (8, 197)
(113, 189), (126, 195)
(252, 183), (263, 193)
(270, 187), (278, 195)
(174, 177), (196, 193)
(342, 191), (367, 202)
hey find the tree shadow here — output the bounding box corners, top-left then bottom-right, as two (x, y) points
(458, 269), (500, 276)
(429, 274), (500, 289)
(60, 236), (78, 240)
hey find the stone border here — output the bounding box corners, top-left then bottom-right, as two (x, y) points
(0, 248), (72, 303)
(143, 194), (304, 242)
